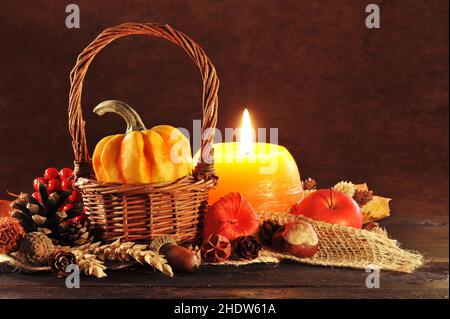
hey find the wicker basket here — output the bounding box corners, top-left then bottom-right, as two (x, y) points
(68, 23), (219, 244)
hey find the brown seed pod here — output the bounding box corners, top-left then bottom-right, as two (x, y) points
(201, 234), (231, 263)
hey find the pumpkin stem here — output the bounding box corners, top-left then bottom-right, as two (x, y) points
(93, 100), (147, 133)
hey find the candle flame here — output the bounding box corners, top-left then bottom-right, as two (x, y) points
(239, 108), (254, 154)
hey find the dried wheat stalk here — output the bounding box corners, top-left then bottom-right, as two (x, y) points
(70, 250), (107, 278)
(76, 239), (173, 277)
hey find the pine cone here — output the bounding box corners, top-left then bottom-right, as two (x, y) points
(234, 235), (261, 260)
(201, 234), (231, 263)
(302, 178), (317, 191)
(258, 219), (282, 246)
(19, 232), (55, 265)
(50, 251), (77, 278)
(10, 186), (86, 246)
(353, 189), (374, 207)
(0, 217), (25, 254)
(58, 216), (90, 246)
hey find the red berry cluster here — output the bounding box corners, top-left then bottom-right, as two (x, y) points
(32, 168), (81, 213)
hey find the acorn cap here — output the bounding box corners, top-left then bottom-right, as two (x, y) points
(149, 235), (176, 252)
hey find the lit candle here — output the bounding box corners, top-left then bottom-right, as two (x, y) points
(194, 109), (303, 213)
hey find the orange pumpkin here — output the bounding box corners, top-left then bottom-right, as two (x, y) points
(92, 100), (192, 184)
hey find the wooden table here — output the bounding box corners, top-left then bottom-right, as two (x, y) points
(0, 214), (448, 299)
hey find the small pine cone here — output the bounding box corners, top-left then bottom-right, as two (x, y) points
(19, 232), (54, 265)
(302, 178), (317, 191)
(234, 235), (261, 260)
(258, 219), (282, 246)
(201, 234), (231, 263)
(0, 217), (25, 254)
(353, 189), (374, 207)
(50, 251), (77, 278)
(60, 216), (90, 246)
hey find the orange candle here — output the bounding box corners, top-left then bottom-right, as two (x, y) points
(194, 110), (303, 213)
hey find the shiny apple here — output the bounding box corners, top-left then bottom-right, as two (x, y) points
(291, 189), (363, 229)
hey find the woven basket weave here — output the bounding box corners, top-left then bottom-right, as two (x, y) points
(69, 23), (219, 244)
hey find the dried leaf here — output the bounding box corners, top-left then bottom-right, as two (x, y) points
(355, 184), (391, 223)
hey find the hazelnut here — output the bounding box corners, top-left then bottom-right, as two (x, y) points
(272, 221), (318, 258)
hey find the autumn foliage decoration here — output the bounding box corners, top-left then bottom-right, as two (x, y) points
(203, 192), (260, 241)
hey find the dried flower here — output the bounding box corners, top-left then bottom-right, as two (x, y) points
(302, 178), (317, 190)
(50, 251), (77, 278)
(334, 181), (356, 197)
(201, 234), (231, 263)
(0, 217), (25, 254)
(234, 235), (262, 260)
(353, 189), (374, 207)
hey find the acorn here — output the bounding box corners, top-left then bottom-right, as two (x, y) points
(150, 235), (200, 273)
(272, 221), (319, 258)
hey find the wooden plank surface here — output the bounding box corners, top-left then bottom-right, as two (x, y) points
(0, 215), (448, 299)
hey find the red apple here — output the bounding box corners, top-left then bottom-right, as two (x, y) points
(290, 189), (363, 229)
(272, 221), (318, 258)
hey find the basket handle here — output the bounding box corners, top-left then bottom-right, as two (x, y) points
(68, 22), (218, 180)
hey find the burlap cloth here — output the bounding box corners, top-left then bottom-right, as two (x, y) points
(217, 212), (423, 273)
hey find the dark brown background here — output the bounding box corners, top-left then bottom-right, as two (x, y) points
(0, 0), (448, 218)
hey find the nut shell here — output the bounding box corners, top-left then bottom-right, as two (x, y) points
(272, 222), (318, 258)
(160, 244), (200, 273)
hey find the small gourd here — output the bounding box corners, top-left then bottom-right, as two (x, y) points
(92, 100), (192, 184)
